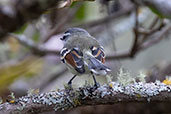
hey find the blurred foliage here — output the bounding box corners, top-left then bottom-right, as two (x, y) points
(74, 3), (86, 21)
(7, 38), (20, 53)
(148, 4), (171, 19)
(0, 56), (43, 92)
(32, 31), (40, 43)
(149, 7), (163, 18)
(14, 24), (28, 34)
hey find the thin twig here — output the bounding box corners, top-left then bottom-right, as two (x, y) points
(138, 23), (164, 35)
(106, 24), (171, 60)
(138, 17), (160, 35)
(10, 22), (171, 60)
(140, 18), (164, 43)
(139, 25), (171, 51)
(130, 6), (139, 57)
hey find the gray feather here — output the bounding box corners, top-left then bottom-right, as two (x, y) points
(87, 57), (110, 74)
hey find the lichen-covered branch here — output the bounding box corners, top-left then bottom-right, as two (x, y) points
(0, 81), (171, 114)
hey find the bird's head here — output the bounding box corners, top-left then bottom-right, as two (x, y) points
(60, 28), (90, 42)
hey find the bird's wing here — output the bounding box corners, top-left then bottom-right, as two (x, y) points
(60, 48), (85, 74)
(83, 46), (110, 75)
(90, 46), (105, 63)
(87, 57), (110, 75)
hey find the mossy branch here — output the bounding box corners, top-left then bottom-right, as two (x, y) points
(0, 81), (171, 114)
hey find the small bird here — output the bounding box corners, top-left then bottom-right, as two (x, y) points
(60, 28), (110, 87)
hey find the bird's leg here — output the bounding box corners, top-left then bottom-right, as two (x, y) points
(91, 72), (100, 88)
(67, 75), (77, 88)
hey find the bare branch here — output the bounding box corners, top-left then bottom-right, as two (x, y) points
(10, 23), (171, 60)
(0, 81), (171, 114)
(140, 18), (164, 43)
(10, 34), (60, 56)
(139, 24), (171, 51)
(130, 6), (139, 57)
(137, 18), (161, 35)
(11, 22), (170, 59)
(47, 3), (134, 37)
(106, 23), (171, 60)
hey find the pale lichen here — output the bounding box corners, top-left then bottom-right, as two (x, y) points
(14, 80), (171, 112)
(117, 68), (135, 86)
(27, 88), (40, 96)
(9, 92), (15, 100)
(117, 68), (148, 86)
(109, 81), (171, 97)
(137, 71), (146, 83)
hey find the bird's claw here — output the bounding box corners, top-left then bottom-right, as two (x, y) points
(67, 83), (73, 90)
(94, 82), (100, 89)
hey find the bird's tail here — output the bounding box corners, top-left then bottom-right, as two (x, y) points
(87, 57), (110, 76)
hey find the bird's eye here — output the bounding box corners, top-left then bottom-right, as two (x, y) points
(63, 35), (67, 40)
(60, 33), (71, 40)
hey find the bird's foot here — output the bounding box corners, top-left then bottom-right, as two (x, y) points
(64, 82), (73, 91)
(67, 82), (73, 90)
(93, 82), (100, 89)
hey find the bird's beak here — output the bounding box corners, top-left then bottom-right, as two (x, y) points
(60, 37), (63, 40)
(60, 32), (70, 40)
